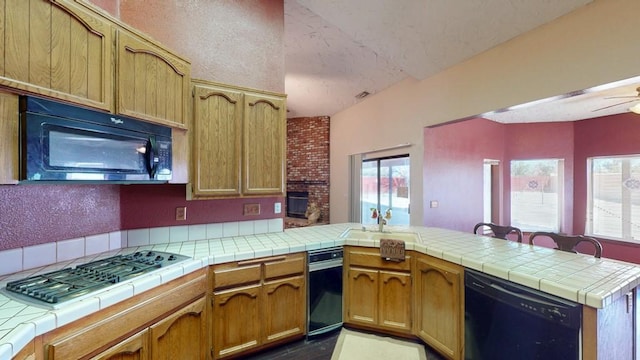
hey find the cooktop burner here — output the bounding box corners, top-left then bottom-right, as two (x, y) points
(4, 251), (190, 307)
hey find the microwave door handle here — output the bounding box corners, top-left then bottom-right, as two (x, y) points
(145, 137), (159, 178)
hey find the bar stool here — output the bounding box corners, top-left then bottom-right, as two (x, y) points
(473, 222), (523, 243)
(528, 231), (603, 258)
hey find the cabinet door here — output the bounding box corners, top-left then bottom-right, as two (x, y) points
(413, 254), (463, 360)
(213, 285), (261, 359)
(263, 275), (306, 344)
(0, 0), (113, 110)
(346, 267), (378, 326)
(242, 92), (286, 195)
(192, 83), (243, 197)
(379, 270), (412, 332)
(0, 91), (18, 184)
(116, 29), (190, 128)
(149, 296), (208, 360)
(89, 329), (148, 360)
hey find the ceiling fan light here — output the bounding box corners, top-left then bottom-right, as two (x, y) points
(629, 103), (640, 114)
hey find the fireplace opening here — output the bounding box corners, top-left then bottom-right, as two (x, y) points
(287, 191), (309, 218)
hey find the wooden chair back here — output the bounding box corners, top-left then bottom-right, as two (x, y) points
(528, 231), (603, 258)
(473, 222), (523, 243)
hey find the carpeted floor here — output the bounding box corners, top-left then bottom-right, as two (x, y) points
(331, 328), (427, 360)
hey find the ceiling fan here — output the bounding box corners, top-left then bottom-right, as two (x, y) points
(592, 86), (640, 112)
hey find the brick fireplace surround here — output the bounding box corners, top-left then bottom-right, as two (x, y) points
(286, 116), (330, 228)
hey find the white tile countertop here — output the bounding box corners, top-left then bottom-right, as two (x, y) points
(0, 223), (639, 358)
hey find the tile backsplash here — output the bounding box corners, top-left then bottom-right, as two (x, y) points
(0, 218), (284, 276)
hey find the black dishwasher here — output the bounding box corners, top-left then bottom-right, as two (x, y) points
(465, 269), (582, 360)
(307, 247), (343, 337)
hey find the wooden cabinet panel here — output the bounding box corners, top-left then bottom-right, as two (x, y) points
(0, 0), (113, 110)
(263, 275), (306, 344)
(346, 267), (378, 326)
(212, 263), (261, 290)
(150, 297), (208, 360)
(242, 92), (286, 196)
(213, 285), (261, 359)
(89, 329), (148, 360)
(116, 30), (190, 129)
(192, 83), (243, 196)
(212, 253), (305, 359)
(379, 270), (412, 332)
(263, 254), (305, 280)
(348, 248), (412, 271)
(0, 91), (18, 184)
(413, 254), (463, 360)
(46, 269), (207, 360)
(344, 246), (412, 335)
(191, 79), (286, 199)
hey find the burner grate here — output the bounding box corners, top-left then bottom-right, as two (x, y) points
(5, 251), (189, 305)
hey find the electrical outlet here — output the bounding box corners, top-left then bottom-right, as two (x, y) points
(176, 207), (187, 221)
(244, 203), (260, 215)
(274, 202), (282, 214)
(430, 200), (439, 208)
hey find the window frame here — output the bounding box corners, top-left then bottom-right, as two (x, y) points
(510, 158), (564, 233)
(586, 154), (640, 243)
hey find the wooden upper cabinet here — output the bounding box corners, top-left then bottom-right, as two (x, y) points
(191, 80), (286, 199)
(116, 29), (191, 129)
(0, 0), (113, 111)
(0, 91), (19, 185)
(192, 82), (243, 197)
(243, 92), (286, 196)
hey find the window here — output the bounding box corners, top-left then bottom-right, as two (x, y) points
(587, 155), (640, 242)
(361, 155), (410, 226)
(510, 159), (563, 232)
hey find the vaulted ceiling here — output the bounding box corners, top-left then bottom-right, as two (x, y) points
(284, 0), (640, 123)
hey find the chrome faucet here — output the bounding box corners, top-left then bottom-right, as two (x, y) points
(371, 208), (392, 232)
(378, 216), (387, 232)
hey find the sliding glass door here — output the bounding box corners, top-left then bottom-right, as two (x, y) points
(361, 155), (410, 226)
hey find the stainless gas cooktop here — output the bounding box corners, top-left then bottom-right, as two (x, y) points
(4, 250), (190, 308)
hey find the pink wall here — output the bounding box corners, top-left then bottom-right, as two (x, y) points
(120, 185), (283, 229)
(505, 121), (575, 233)
(0, 185), (120, 249)
(0, 1), (285, 251)
(574, 113), (640, 263)
(424, 114), (640, 264)
(423, 118), (505, 231)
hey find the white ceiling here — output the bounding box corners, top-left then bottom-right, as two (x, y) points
(284, 0), (640, 122)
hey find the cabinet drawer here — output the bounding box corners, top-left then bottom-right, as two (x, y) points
(347, 247), (411, 271)
(213, 264), (261, 290)
(263, 253), (305, 280)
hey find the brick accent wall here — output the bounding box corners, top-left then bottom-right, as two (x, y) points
(286, 116), (330, 227)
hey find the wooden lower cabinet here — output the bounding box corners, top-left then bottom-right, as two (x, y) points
(263, 275), (306, 343)
(89, 329), (148, 360)
(344, 246), (412, 334)
(211, 254), (306, 359)
(45, 269), (208, 360)
(213, 284), (262, 358)
(413, 253), (464, 360)
(149, 297), (208, 359)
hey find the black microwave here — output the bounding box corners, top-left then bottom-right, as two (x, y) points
(19, 96), (172, 183)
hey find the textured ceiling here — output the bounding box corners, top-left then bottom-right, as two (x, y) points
(283, 0), (640, 122)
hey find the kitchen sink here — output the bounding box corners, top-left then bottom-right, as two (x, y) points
(340, 228), (421, 243)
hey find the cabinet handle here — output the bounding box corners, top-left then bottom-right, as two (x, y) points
(238, 256), (286, 266)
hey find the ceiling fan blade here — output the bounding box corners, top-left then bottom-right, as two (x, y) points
(592, 99), (639, 112)
(604, 95), (639, 100)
